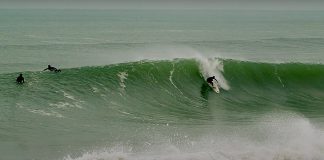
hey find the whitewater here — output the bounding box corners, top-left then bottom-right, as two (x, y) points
(1, 9), (324, 160)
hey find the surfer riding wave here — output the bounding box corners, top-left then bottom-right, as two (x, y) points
(206, 76), (217, 86)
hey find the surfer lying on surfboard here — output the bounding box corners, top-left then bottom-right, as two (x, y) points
(43, 65), (61, 72)
(206, 76), (218, 86)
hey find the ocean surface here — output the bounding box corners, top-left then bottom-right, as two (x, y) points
(1, 9), (324, 160)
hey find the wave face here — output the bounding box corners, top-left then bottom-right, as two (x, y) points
(3, 59), (324, 118)
(223, 60), (324, 111)
(1, 59), (324, 160)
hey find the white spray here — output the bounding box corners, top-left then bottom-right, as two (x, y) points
(196, 56), (230, 90)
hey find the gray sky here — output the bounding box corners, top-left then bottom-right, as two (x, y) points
(1, 0), (324, 10)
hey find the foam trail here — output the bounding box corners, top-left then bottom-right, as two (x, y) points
(169, 63), (184, 95)
(197, 57), (230, 90)
(117, 72), (128, 91)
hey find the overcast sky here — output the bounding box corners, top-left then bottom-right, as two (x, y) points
(1, 0), (324, 10)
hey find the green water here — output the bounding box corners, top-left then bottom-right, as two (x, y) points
(1, 9), (324, 160)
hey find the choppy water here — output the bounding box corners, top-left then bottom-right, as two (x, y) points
(1, 9), (324, 160)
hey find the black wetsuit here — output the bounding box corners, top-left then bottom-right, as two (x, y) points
(206, 77), (216, 86)
(16, 74), (24, 84)
(44, 65), (61, 72)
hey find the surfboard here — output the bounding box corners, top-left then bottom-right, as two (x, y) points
(208, 80), (220, 93)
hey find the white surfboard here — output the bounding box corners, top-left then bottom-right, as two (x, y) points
(208, 80), (220, 93)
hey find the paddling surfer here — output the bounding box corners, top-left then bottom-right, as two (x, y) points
(43, 65), (61, 72)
